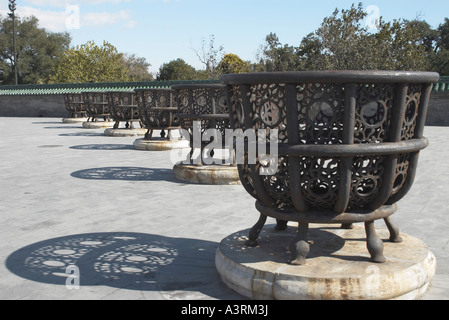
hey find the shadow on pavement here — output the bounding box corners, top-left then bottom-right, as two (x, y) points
(59, 132), (105, 137)
(70, 144), (134, 151)
(5, 232), (232, 298)
(71, 167), (178, 182)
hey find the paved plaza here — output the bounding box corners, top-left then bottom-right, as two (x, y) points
(0, 117), (448, 300)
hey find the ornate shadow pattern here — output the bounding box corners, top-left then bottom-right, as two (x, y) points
(6, 232), (225, 296)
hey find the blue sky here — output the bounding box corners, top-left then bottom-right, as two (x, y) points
(1, 0), (448, 75)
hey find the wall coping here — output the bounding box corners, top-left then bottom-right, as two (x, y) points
(0, 76), (447, 96)
(0, 80), (219, 96)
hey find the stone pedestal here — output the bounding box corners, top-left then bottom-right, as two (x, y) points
(216, 224), (436, 300)
(104, 128), (147, 137)
(82, 121), (115, 129)
(173, 163), (240, 185)
(133, 138), (190, 151)
(62, 117), (88, 124)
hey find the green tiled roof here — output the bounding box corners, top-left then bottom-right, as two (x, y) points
(433, 76), (449, 93)
(0, 80), (219, 96)
(0, 76), (447, 95)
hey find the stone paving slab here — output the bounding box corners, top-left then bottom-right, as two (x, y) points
(0, 117), (448, 300)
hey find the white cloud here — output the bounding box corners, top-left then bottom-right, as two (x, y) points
(3, 5), (134, 32)
(147, 0), (181, 3)
(17, 6), (68, 32)
(82, 10), (130, 27)
(22, 0), (131, 8)
(124, 20), (137, 29)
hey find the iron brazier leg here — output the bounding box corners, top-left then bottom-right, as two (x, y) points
(275, 219), (288, 231)
(365, 221), (386, 263)
(384, 217), (403, 243)
(245, 214), (267, 247)
(289, 222), (310, 266)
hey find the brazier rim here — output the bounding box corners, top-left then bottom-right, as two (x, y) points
(171, 83), (227, 91)
(134, 88), (175, 93)
(220, 70), (440, 85)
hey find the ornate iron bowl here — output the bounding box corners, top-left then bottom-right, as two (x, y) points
(82, 91), (112, 122)
(134, 88), (180, 140)
(221, 71), (439, 265)
(107, 91), (142, 129)
(171, 84), (231, 164)
(63, 93), (87, 119)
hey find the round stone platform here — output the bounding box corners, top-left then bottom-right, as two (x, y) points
(216, 223), (436, 300)
(82, 121), (115, 129)
(173, 163), (240, 185)
(104, 128), (147, 137)
(133, 138), (190, 151)
(62, 117), (88, 124)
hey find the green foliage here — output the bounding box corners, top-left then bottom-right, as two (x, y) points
(51, 40), (129, 83)
(253, 3), (447, 74)
(218, 53), (251, 74)
(0, 15), (71, 84)
(194, 35), (224, 79)
(156, 58), (198, 81)
(299, 3), (430, 71)
(256, 33), (301, 72)
(437, 18), (449, 51)
(122, 53), (153, 81)
(430, 49), (449, 76)
(431, 18), (449, 75)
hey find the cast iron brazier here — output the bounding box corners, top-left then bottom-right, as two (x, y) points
(63, 93), (87, 119)
(221, 71), (439, 265)
(108, 91), (142, 129)
(172, 84), (232, 165)
(134, 88), (180, 140)
(82, 91), (112, 123)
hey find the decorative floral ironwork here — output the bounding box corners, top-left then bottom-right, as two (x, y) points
(108, 91), (142, 129)
(82, 92), (112, 122)
(172, 84), (231, 165)
(297, 83), (345, 145)
(135, 88), (180, 140)
(354, 84), (393, 143)
(64, 93), (87, 118)
(221, 71), (439, 265)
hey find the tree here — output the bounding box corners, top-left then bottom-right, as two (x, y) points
(403, 19), (439, 53)
(51, 40), (129, 83)
(122, 53), (153, 81)
(297, 32), (329, 70)
(296, 3), (432, 71)
(437, 18), (449, 51)
(156, 58), (198, 81)
(194, 35), (224, 79)
(310, 3), (371, 70)
(430, 18), (449, 75)
(218, 53), (250, 74)
(0, 15), (71, 84)
(255, 33), (302, 71)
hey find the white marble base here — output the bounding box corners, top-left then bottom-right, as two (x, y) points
(82, 121), (115, 129)
(173, 163), (240, 185)
(133, 138), (190, 151)
(62, 117), (88, 124)
(104, 128), (147, 137)
(216, 224), (436, 300)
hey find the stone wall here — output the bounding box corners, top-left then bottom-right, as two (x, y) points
(0, 92), (448, 126)
(0, 94), (66, 118)
(426, 93), (449, 126)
